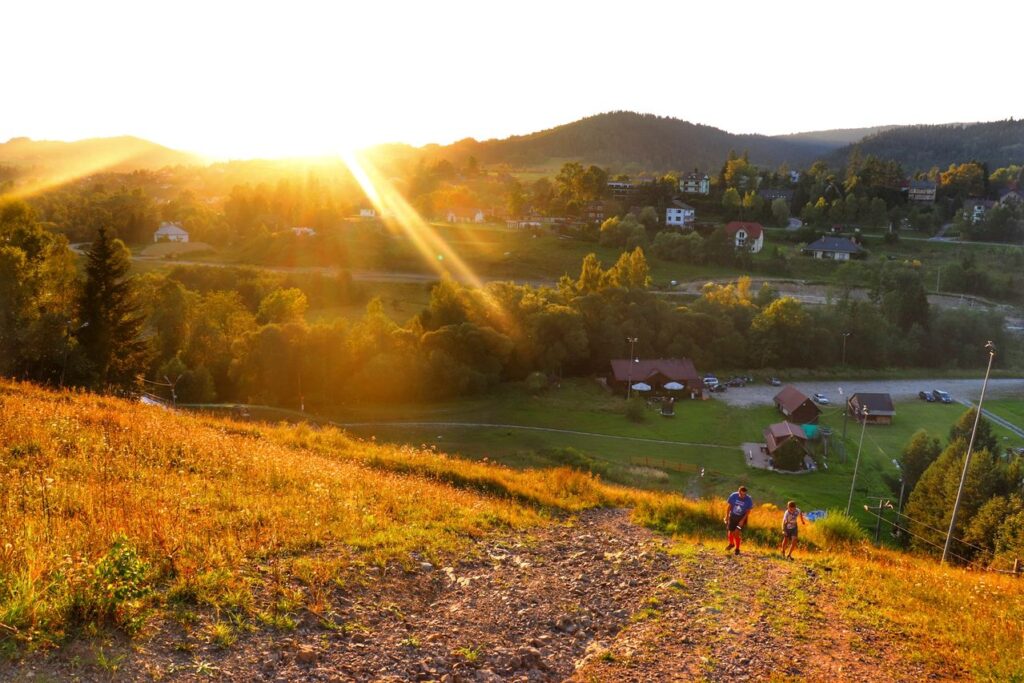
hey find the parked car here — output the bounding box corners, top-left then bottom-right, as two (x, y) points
(918, 391), (935, 402)
(812, 392), (830, 405)
(933, 389), (952, 404)
(703, 375), (719, 389)
(711, 383), (728, 393)
(727, 376), (746, 387)
(768, 377), (782, 386)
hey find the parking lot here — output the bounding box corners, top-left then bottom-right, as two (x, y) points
(710, 378), (1024, 408)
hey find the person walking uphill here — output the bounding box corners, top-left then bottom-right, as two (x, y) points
(725, 486), (753, 555)
(780, 500), (806, 559)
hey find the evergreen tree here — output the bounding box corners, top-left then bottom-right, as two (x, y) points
(77, 226), (149, 390)
(949, 408), (998, 457)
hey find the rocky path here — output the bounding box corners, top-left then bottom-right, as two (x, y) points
(572, 543), (959, 682)
(4, 510), (960, 682)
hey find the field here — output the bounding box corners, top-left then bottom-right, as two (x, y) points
(335, 379), (1022, 530)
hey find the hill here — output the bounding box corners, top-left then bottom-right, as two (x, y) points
(414, 111), (845, 172)
(774, 124), (899, 147)
(0, 380), (1020, 680)
(827, 119), (1024, 171)
(0, 135), (201, 176)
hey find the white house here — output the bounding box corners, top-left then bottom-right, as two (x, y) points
(680, 171), (710, 195)
(153, 222), (189, 243)
(665, 200), (696, 227)
(445, 208), (485, 223)
(359, 207), (376, 218)
(290, 226), (317, 237)
(962, 199), (996, 224)
(724, 221), (764, 253)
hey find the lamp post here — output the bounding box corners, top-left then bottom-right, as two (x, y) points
(841, 332), (851, 366)
(59, 320), (89, 388)
(846, 405), (870, 515)
(626, 336), (638, 399)
(942, 341), (996, 564)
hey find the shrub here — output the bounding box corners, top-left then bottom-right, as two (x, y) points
(811, 510), (867, 549)
(624, 397), (646, 422)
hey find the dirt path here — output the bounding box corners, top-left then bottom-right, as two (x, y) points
(572, 543), (958, 682)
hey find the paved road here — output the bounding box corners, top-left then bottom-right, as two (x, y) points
(712, 378), (1024, 409)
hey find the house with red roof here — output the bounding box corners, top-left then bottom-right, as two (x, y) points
(724, 221), (764, 253)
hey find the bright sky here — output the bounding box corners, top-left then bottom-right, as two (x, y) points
(4, 0), (1020, 160)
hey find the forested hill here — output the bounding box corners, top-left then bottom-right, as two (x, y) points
(422, 111), (844, 172)
(827, 120), (1024, 171)
(0, 135), (202, 173)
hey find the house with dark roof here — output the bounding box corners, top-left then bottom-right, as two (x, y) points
(609, 358), (702, 398)
(907, 180), (937, 203)
(764, 421), (808, 454)
(773, 385), (821, 424)
(680, 170), (710, 195)
(1000, 189), (1024, 206)
(724, 221), (764, 253)
(802, 236), (866, 261)
(847, 393), (896, 425)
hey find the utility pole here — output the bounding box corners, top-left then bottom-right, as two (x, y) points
(626, 336), (638, 400)
(943, 342), (996, 564)
(841, 332), (850, 366)
(863, 497), (894, 546)
(846, 405), (870, 515)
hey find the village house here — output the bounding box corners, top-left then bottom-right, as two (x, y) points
(608, 358), (703, 399)
(847, 392), (896, 425)
(359, 207), (376, 218)
(757, 188), (794, 204)
(607, 180), (635, 198)
(724, 221), (764, 253)
(445, 208), (485, 224)
(907, 179), (937, 203)
(665, 199), (696, 227)
(153, 222), (189, 243)
(679, 170), (710, 195)
(1000, 189), (1024, 206)
(773, 385), (821, 424)
(763, 421), (809, 456)
(802, 236), (865, 261)
(963, 199), (997, 224)
(290, 226), (317, 237)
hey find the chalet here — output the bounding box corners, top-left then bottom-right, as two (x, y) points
(773, 385), (821, 424)
(802, 236), (865, 261)
(758, 188), (794, 204)
(153, 222), (189, 243)
(763, 421), (809, 456)
(607, 180), (636, 198)
(665, 200), (696, 227)
(907, 180), (937, 203)
(608, 358), (702, 398)
(680, 171), (710, 195)
(847, 393), (895, 425)
(724, 221), (764, 253)
(963, 199), (997, 224)
(446, 208), (485, 224)
(1000, 189), (1024, 206)
(290, 226), (316, 237)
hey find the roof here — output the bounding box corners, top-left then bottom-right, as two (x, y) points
(670, 200), (695, 211)
(764, 421), (807, 452)
(773, 385), (819, 415)
(803, 236), (864, 254)
(609, 358), (699, 384)
(964, 199), (997, 210)
(725, 222), (764, 239)
(684, 172), (709, 180)
(154, 222), (188, 235)
(909, 179), (937, 190)
(848, 392), (895, 416)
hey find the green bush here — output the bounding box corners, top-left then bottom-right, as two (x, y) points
(624, 397), (646, 422)
(813, 510), (867, 548)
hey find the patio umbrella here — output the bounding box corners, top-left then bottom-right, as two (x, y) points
(663, 382), (685, 391)
(631, 382), (652, 392)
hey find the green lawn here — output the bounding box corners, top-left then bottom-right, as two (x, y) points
(333, 379), (1019, 530)
(984, 399), (1024, 427)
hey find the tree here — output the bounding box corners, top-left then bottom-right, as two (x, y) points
(898, 430), (942, 495)
(771, 198), (790, 227)
(749, 297), (810, 367)
(949, 409), (998, 457)
(722, 188), (741, 218)
(77, 227), (149, 390)
(256, 288), (309, 325)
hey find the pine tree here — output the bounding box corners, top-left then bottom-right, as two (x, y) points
(77, 226), (148, 390)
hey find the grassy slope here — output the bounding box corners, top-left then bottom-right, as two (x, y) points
(0, 381), (1020, 678)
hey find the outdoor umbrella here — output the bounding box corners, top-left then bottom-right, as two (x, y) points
(631, 382), (652, 391)
(663, 382), (685, 390)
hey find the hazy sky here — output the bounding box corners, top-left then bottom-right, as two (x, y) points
(4, 0), (1020, 159)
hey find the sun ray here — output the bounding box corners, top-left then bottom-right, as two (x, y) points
(340, 150), (514, 329)
(3, 143), (165, 202)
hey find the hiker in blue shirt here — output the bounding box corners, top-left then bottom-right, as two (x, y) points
(724, 486), (753, 555)
(780, 500), (807, 559)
